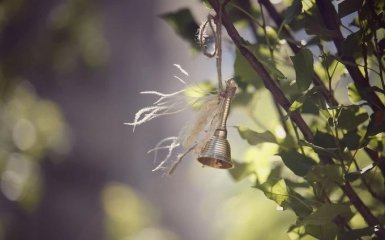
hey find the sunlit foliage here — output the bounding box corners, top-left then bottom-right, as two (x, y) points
(161, 0), (385, 239)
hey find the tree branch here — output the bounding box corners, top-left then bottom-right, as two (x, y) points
(209, 0), (314, 142)
(315, 0), (385, 111)
(207, 0), (385, 237)
(237, 0), (290, 134)
(257, 0), (385, 180)
(365, 147), (385, 177)
(258, 0), (337, 107)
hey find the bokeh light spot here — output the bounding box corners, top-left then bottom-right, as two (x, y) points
(12, 118), (36, 151)
(1, 153), (31, 201)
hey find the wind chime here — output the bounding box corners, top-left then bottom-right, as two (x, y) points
(197, 6), (237, 169)
(197, 79), (236, 169)
(126, 3), (237, 173)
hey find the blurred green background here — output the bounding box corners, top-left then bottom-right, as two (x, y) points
(0, 0), (296, 239)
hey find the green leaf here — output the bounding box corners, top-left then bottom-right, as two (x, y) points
(305, 223), (338, 240)
(256, 176), (312, 217)
(256, 179), (289, 206)
(366, 111), (385, 136)
(304, 15), (338, 39)
(320, 54), (335, 69)
(379, 38), (385, 53)
(302, 203), (352, 225)
(341, 112), (368, 130)
(288, 87), (325, 115)
(284, 0), (303, 24)
(291, 48), (314, 91)
(345, 162), (377, 182)
(289, 99), (304, 112)
(234, 49), (263, 90)
(344, 171), (361, 182)
(320, 55), (346, 83)
(228, 160), (255, 182)
(307, 166), (346, 200)
(341, 31), (362, 58)
(341, 227), (374, 240)
(284, 184), (313, 218)
(280, 135), (297, 149)
(243, 44), (286, 81)
(314, 131), (336, 148)
(343, 130), (364, 150)
(256, 174), (313, 217)
(298, 139), (339, 155)
(305, 165), (344, 185)
(313, 131), (341, 158)
(336, 105), (368, 131)
(236, 126), (277, 145)
(160, 9), (199, 50)
(262, 61), (286, 81)
(278, 150), (317, 177)
(348, 83), (362, 103)
(338, 0), (363, 18)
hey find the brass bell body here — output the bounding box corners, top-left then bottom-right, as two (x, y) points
(198, 129), (232, 169)
(197, 79), (237, 169)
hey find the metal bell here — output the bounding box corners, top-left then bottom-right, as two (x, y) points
(198, 129), (233, 169)
(197, 79), (237, 169)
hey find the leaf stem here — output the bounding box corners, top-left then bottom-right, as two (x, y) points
(258, 2), (274, 62)
(210, 0), (315, 142)
(258, 0), (337, 107)
(315, 0), (385, 111)
(238, 0), (291, 137)
(207, 0), (385, 237)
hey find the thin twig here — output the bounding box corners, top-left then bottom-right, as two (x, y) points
(258, 0), (337, 107)
(316, 0), (385, 111)
(209, 0), (314, 142)
(364, 147), (385, 177)
(242, 0), (290, 135)
(258, 1), (274, 62)
(207, 0), (385, 237)
(231, 3), (264, 28)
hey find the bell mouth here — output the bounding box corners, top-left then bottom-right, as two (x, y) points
(197, 157), (234, 169)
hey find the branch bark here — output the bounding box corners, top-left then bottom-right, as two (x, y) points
(365, 147), (385, 177)
(206, 0), (385, 237)
(258, 0), (337, 107)
(315, 0), (385, 111)
(209, 0), (315, 142)
(238, 0), (291, 133)
(258, 0), (385, 180)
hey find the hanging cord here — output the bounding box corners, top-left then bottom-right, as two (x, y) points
(216, 6), (223, 91)
(199, 6), (224, 91)
(199, 15), (217, 58)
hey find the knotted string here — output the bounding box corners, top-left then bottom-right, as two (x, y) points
(199, 6), (224, 91)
